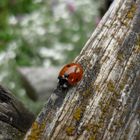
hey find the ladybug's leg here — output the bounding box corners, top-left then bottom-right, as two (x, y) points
(63, 83), (68, 88)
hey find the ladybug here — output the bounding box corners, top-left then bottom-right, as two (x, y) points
(58, 63), (83, 88)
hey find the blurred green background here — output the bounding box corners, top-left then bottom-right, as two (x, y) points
(0, 0), (102, 115)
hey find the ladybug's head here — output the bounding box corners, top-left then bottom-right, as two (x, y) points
(58, 74), (70, 89)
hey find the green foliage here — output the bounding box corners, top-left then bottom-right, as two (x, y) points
(3, 0), (39, 14)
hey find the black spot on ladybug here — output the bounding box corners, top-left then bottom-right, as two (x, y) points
(76, 78), (79, 82)
(69, 75), (74, 79)
(66, 64), (71, 67)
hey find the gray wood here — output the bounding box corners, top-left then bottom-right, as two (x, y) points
(0, 85), (35, 139)
(0, 121), (24, 140)
(25, 0), (140, 140)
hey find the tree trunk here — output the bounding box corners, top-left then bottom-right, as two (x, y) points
(0, 85), (35, 139)
(25, 0), (140, 140)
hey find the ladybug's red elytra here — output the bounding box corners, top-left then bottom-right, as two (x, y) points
(58, 63), (83, 88)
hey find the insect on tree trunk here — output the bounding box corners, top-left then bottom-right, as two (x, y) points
(25, 0), (140, 140)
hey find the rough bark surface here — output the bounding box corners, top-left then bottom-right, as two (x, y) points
(0, 85), (35, 139)
(25, 0), (140, 140)
(0, 121), (24, 140)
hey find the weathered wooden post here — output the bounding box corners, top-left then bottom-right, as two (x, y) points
(0, 85), (35, 139)
(25, 0), (140, 139)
